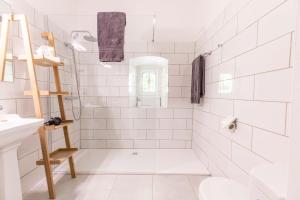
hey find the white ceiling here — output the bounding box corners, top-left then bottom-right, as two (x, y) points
(25, 0), (231, 42)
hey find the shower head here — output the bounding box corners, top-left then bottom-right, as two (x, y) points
(83, 35), (97, 42)
(71, 30), (97, 42)
(67, 30), (97, 52)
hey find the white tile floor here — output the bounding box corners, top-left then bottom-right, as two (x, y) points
(24, 149), (209, 200)
(23, 175), (207, 200)
(55, 149), (210, 175)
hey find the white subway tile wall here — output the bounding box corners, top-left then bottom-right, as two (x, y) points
(79, 41), (195, 149)
(0, 0), (297, 198)
(193, 0), (295, 193)
(0, 0), (80, 193)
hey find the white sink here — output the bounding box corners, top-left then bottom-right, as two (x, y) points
(0, 114), (44, 148)
(0, 114), (44, 200)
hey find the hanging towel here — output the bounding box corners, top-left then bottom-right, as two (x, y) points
(97, 12), (126, 62)
(191, 55), (205, 104)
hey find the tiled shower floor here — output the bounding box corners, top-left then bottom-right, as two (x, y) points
(55, 149), (210, 175)
(23, 149), (210, 200)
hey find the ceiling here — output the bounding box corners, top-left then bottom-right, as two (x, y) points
(24, 0), (231, 42)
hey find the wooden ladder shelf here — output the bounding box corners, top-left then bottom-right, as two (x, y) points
(0, 14), (77, 199)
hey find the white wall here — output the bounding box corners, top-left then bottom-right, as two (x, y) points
(1, 0), (299, 197)
(79, 42), (195, 149)
(288, 0), (300, 199)
(0, 0), (80, 194)
(24, 0), (231, 42)
(192, 0), (297, 198)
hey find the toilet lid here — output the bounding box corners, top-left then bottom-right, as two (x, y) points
(199, 177), (249, 200)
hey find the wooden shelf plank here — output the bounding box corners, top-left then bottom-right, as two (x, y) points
(36, 148), (78, 165)
(18, 54), (64, 67)
(44, 120), (73, 131)
(24, 90), (69, 96)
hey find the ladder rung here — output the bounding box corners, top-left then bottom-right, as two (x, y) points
(36, 148), (78, 165)
(44, 120), (73, 131)
(24, 91), (69, 96)
(18, 54), (64, 67)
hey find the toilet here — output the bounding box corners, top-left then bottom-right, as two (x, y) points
(199, 177), (249, 200)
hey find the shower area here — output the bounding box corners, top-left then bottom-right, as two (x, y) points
(46, 13), (208, 176)
(1, 0), (298, 199)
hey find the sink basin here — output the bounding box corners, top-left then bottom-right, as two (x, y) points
(0, 114), (44, 200)
(0, 114), (44, 149)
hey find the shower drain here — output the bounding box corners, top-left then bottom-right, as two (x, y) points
(132, 152), (138, 155)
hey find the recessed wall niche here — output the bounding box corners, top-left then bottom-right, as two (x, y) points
(129, 56), (168, 108)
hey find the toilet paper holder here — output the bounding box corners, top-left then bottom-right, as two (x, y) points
(222, 117), (237, 131)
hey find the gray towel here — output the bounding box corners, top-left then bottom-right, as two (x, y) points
(191, 55), (205, 104)
(97, 12), (126, 62)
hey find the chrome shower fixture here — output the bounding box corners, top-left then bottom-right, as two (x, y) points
(83, 34), (97, 42)
(67, 30), (97, 52)
(71, 30), (97, 42)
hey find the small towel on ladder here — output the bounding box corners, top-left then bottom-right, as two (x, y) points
(191, 55), (205, 104)
(97, 12), (126, 62)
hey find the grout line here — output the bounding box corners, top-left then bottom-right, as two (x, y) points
(252, 73), (256, 100)
(187, 175), (200, 199)
(250, 126), (254, 151)
(219, 31), (293, 64)
(152, 175), (154, 200)
(284, 103), (288, 136)
(235, 0), (289, 35)
(256, 22), (259, 46)
(194, 113), (289, 138)
(106, 175), (118, 200)
(203, 94), (292, 104)
(288, 32), (294, 67)
(233, 141), (272, 163)
(195, 132), (248, 176)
